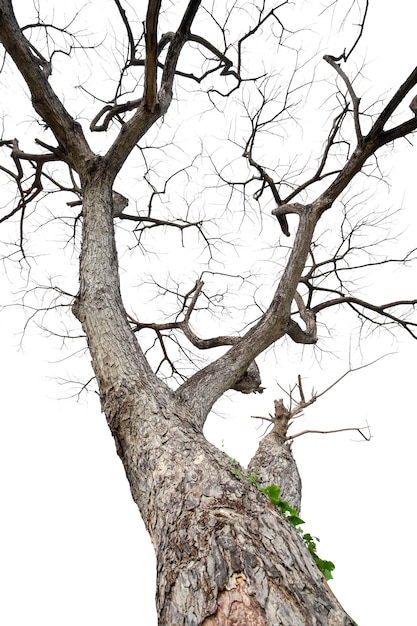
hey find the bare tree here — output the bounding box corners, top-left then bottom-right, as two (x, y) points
(1, 1), (416, 624)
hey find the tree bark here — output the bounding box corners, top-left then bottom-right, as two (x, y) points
(0, 3), (374, 622)
(104, 382), (354, 626)
(69, 170), (355, 624)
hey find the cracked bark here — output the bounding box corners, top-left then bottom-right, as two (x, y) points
(68, 170), (353, 625)
(57, 128), (350, 625)
(249, 399), (302, 514)
(3, 3), (400, 623)
(102, 378), (352, 626)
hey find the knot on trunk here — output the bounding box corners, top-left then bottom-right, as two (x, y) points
(231, 361), (265, 394)
(111, 191), (129, 216)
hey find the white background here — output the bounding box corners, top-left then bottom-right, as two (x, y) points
(1, 2), (416, 625)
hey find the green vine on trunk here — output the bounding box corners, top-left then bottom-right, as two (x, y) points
(230, 461), (335, 581)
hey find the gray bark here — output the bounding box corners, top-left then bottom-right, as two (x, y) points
(248, 399), (302, 513)
(69, 195), (344, 623)
(248, 433), (302, 515)
(97, 366), (353, 626)
(69, 174), (355, 624)
(7, 2), (417, 622)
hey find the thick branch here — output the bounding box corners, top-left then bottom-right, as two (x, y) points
(0, 0), (92, 168)
(306, 65), (417, 211)
(90, 98), (143, 133)
(286, 291), (317, 344)
(177, 206), (320, 421)
(177, 62), (417, 419)
(369, 66), (417, 138)
(376, 116), (417, 147)
(103, 1), (202, 179)
(189, 33), (239, 80)
(144, 0), (162, 112)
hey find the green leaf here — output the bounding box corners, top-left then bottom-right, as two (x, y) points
(306, 539), (317, 553)
(261, 485), (281, 506)
(314, 557), (335, 580)
(228, 463), (337, 582)
(322, 567), (334, 581)
(304, 534), (319, 546)
(277, 500), (296, 515)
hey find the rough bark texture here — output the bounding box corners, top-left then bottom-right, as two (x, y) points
(7, 1), (414, 623)
(69, 173), (354, 624)
(249, 399), (302, 513)
(103, 380), (353, 626)
(248, 432), (302, 514)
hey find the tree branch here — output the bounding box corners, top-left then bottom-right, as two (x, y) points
(144, 0), (162, 112)
(0, 0), (92, 168)
(369, 66), (417, 139)
(103, 1), (202, 179)
(159, 0), (202, 103)
(177, 206), (321, 420)
(323, 55), (363, 144)
(312, 296), (417, 339)
(177, 58), (417, 419)
(129, 279), (239, 350)
(113, 0), (136, 63)
(286, 426), (370, 441)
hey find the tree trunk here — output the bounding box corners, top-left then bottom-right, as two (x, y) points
(1, 2), (416, 623)
(70, 174), (356, 625)
(107, 387), (354, 625)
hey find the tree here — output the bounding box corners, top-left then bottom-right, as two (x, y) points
(1, 1), (416, 624)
